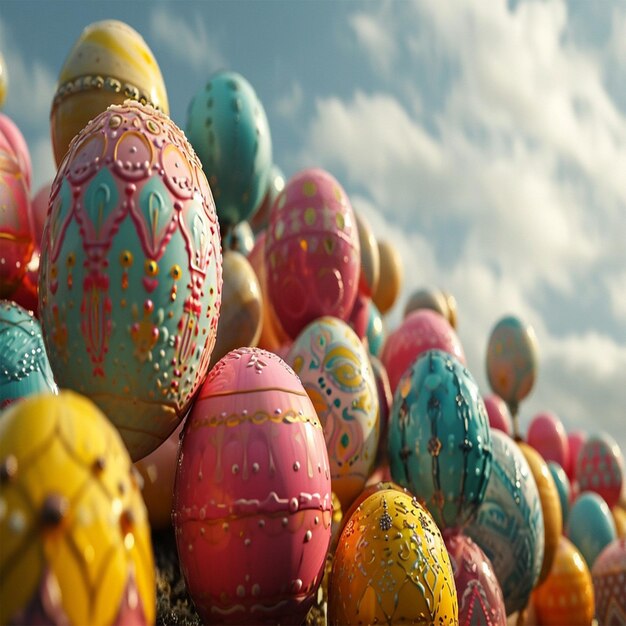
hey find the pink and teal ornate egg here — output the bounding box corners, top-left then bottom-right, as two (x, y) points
(39, 101), (222, 461)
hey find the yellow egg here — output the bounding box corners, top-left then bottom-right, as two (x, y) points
(51, 19), (169, 165)
(0, 50), (7, 109)
(329, 489), (458, 625)
(0, 391), (155, 626)
(372, 239), (403, 314)
(613, 504), (626, 539)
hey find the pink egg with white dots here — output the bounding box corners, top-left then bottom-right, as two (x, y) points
(173, 347), (332, 625)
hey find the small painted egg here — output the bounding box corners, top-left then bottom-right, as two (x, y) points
(371, 239), (403, 314)
(592, 538), (626, 625)
(365, 299), (385, 357)
(0, 300), (57, 408)
(287, 316), (379, 511)
(39, 101), (222, 461)
(31, 181), (52, 249)
(388, 349), (492, 530)
(249, 163), (285, 234)
(0, 112), (32, 190)
(613, 504), (626, 539)
(548, 460), (572, 525)
(483, 393), (513, 435)
(443, 290), (458, 329)
(173, 347), (332, 625)
(0, 391), (155, 625)
(465, 430), (544, 615)
(0, 50), (6, 109)
(576, 432), (624, 509)
(527, 411), (570, 471)
(532, 536), (594, 626)
(328, 489), (458, 625)
(51, 19), (169, 166)
(567, 430), (587, 481)
(443, 530), (507, 626)
(370, 355), (392, 467)
(347, 292), (369, 340)
(186, 70), (272, 228)
(222, 219), (255, 256)
(354, 211), (379, 297)
(266, 168), (361, 339)
(381, 308), (466, 394)
(567, 491), (617, 569)
(403, 286), (449, 320)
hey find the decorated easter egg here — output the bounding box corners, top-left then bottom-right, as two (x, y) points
(354, 211), (379, 297)
(9, 252), (40, 315)
(576, 432), (624, 509)
(613, 504), (626, 539)
(30, 181), (52, 249)
(567, 491), (617, 569)
(222, 219), (255, 256)
(532, 536), (594, 626)
(266, 168), (360, 340)
(444, 531), (507, 626)
(371, 239), (402, 314)
(443, 290), (458, 329)
(485, 315), (538, 418)
(0, 300), (57, 408)
(0, 116), (33, 298)
(173, 347), (332, 624)
(381, 308), (466, 394)
(592, 538), (626, 625)
(186, 70), (272, 228)
(287, 316), (379, 511)
(388, 349), (492, 530)
(370, 355), (392, 467)
(483, 393), (513, 435)
(567, 430), (587, 481)
(249, 163), (285, 234)
(38, 101), (222, 461)
(0, 112), (32, 190)
(0, 50), (6, 109)
(51, 19), (169, 166)
(328, 489), (458, 625)
(548, 461), (571, 525)
(0, 391), (155, 625)
(465, 430), (544, 615)
(404, 286), (449, 320)
(527, 411), (570, 471)
(209, 250), (262, 367)
(347, 292), (369, 340)
(518, 441), (563, 585)
(366, 299), (385, 357)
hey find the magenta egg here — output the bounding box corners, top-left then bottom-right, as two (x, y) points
(381, 308), (465, 394)
(592, 538), (626, 625)
(527, 411), (570, 471)
(0, 112), (32, 190)
(483, 393), (513, 436)
(265, 168), (360, 339)
(173, 347), (332, 624)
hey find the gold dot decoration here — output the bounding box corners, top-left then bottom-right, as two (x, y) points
(335, 213), (345, 230)
(170, 264), (182, 280)
(109, 115), (122, 129)
(302, 181), (317, 197)
(144, 259), (159, 276)
(304, 207), (316, 226)
(146, 119), (160, 135)
(66, 253), (76, 268)
(120, 251), (134, 268)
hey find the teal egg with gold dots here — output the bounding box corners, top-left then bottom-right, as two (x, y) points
(388, 349), (493, 530)
(38, 101), (222, 461)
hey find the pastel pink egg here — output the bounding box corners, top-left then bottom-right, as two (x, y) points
(527, 411), (570, 471)
(592, 538), (626, 625)
(173, 347), (332, 624)
(381, 308), (465, 394)
(567, 430), (587, 482)
(483, 393), (513, 436)
(0, 112), (32, 190)
(30, 181), (52, 249)
(265, 168), (360, 339)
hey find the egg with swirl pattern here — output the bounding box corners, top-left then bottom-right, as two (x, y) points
(38, 101), (222, 461)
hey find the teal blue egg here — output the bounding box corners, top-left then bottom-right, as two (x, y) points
(366, 299), (385, 357)
(0, 300), (57, 408)
(465, 430), (545, 615)
(387, 349), (493, 530)
(222, 220), (255, 256)
(567, 491), (617, 569)
(548, 460), (571, 525)
(186, 70), (272, 228)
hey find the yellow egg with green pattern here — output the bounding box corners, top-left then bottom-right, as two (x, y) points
(0, 391), (155, 626)
(51, 19), (169, 166)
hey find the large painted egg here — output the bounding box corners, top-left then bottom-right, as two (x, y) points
(548, 460), (571, 525)
(381, 308), (466, 394)
(527, 411), (570, 471)
(592, 538), (626, 625)
(443, 530), (507, 626)
(328, 489), (458, 625)
(483, 393), (513, 435)
(0, 112), (32, 190)
(0, 391), (155, 625)
(567, 491), (617, 569)
(354, 211), (379, 297)
(576, 432), (624, 509)
(266, 168), (360, 340)
(0, 115), (33, 298)
(287, 316), (379, 511)
(485, 315), (538, 420)
(39, 101), (222, 461)
(0, 300), (57, 408)
(532, 536), (594, 626)
(465, 430), (544, 615)
(388, 349), (492, 530)
(51, 19), (169, 166)
(186, 70), (272, 228)
(173, 347), (332, 624)
(371, 239), (402, 314)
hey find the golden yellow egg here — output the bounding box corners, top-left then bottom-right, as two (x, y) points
(442, 290), (458, 329)
(613, 504), (626, 539)
(403, 286), (449, 320)
(372, 239), (403, 315)
(329, 489), (458, 625)
(355, 211), (380, 297)
(532, 536), (594, 626)
(51, 19), (169, 166)
(0, 391), (155, 625)
(519, 441), (563, 585)
(0, 50), (7, 109)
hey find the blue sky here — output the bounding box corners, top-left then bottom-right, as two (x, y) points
(2, 0), (625, 461)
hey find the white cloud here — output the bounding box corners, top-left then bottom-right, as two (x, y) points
(606, 270), (626, 321)
(275, 82), (304, 121)
(349, 10), (397, 74)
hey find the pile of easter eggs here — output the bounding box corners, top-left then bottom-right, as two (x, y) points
(1, 16), (625, 626)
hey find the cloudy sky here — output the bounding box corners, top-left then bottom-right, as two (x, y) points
(2, 0), (625, 459)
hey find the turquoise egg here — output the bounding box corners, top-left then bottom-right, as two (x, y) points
(38, 102), (222, 462)
(0, 300), (57, 408)
(388, 349), (493, 530)
(465, 430), (545, 615)
(548, 460), (571, 525)
(186, 70), (272, 228)
(366, 299), (385, 357)
(567, 491), (617, 569)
